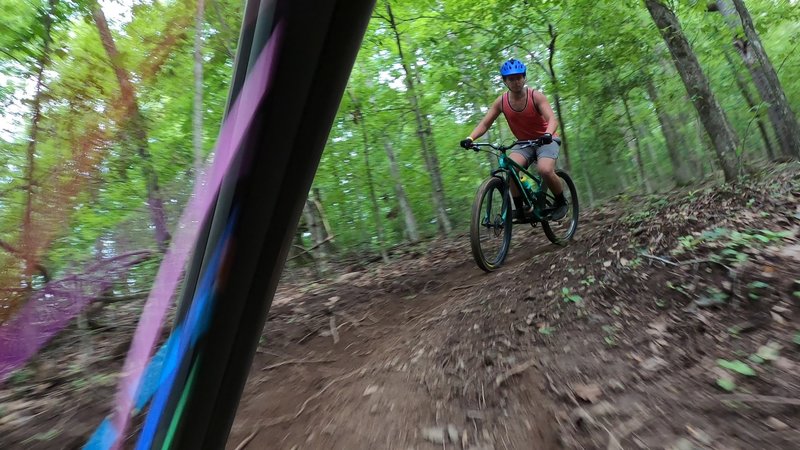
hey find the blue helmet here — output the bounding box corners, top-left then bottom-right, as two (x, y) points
(500, 58), (526, 77)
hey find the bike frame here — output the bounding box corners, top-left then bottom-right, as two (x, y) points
(476, 141), (549, 221)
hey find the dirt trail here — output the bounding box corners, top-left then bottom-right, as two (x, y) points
(228, 232), (562, 449)
(0, 164), (797, 450)
(228, 164), (800, 450)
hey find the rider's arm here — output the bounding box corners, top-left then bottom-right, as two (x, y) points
(467, 96), (503, 140)
(532, 90), (559, 135)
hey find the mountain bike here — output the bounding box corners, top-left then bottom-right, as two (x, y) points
(466, 139), (579, 272)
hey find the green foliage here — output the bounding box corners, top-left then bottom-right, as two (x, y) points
(716, 378), (736, 392)
(717, 359), (757, 377)
(561, 287), (583, 304)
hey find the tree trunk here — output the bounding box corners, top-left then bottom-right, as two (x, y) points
(347, 89), (389, 263)
(383, 139), (420, 243)
(310, 188), (333, 242)
(646, 0), (739, 181)
(193, 0), (206, 182)
(303, 195), (330, 275)
(91, 2), (171, 250)
(644, 79), (693, 185)
(385, 1), (452, 235)
(621, 97), (652, 193)
(21, 0), (56, 288)
(546, 24), (571, 171)
(718, 0), (800, 159)
(638, 123), (665, 180)
(721, 50), (775, 160)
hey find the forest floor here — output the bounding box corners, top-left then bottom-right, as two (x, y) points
(1, 162), (799, 449)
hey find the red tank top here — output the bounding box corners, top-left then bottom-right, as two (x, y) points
(501, 88), (550, 140)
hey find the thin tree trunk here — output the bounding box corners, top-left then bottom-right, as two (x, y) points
(646, 0), (739, 181)
(303, 197), (329, 275)
(193, 0), (205, 182)
(311, 188), (333, 242)
(621, 96), (652, 193)
(644, 79), (693, 185)
(546, 24), (571, 171)
(21, 0), (56, 288)
(347, 89), (389, 263)
(91, 2), (171, 250)
(721, 50), (775, 160)
(640, 125), (665, 181)
(573, 75), (596, 205)
(717, 0), (800, 159)
(385, 1), (452, 235)
(383, 139), (420, 243)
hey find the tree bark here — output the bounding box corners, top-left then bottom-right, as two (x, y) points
(721, 49), (775, 160)
(546, 24), (571, 171)
(91, 2), (171, 250)
(347, 89), (389, 263)
(193, 0), (206, 182)
(644, 78), (693, 185)
(303, 195), (331, 275)
(640, 125), (666, 180)
(718, 0), (800, 159)
(385, 1), (452, 235)
(621, 96), (652, 193)
(21, 0), (57, 288)
(731, 0), (800, 159)
(646, 0), (739, 181)
(383, 140), (420, 243)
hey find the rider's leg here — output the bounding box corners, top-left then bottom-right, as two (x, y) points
(537, 157), (568, 220)
(536, 157), (563, 197)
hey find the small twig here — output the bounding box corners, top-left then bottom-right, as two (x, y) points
(287, 235), (337, 261)
(261, 358), (336, 371)
(234, 429), (260, 450)
(297, 329), (318, 344)
(718, 394), (800, 406)
(495, 359), (538, 387)
(641, 253), (679, 266)
(329, 316), (340, 344)
(450, 283), (482, 292)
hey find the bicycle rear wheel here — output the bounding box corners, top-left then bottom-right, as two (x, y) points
(542, 169), (579, 245)
(470, 176), (512, 272)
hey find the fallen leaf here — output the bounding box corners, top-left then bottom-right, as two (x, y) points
(573, 383), (603, 403)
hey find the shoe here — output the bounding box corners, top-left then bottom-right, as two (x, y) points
(513, 207), (526, 222)
(549, 202), (569, 221)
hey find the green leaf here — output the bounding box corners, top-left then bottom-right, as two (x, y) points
(756, 344), (780, 361)
(716, 378), (736, 392)
(747, 354), (764, 364)
(717, 359), (756, 376)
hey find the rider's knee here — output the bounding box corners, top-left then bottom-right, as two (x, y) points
(537, 164), (555, 177)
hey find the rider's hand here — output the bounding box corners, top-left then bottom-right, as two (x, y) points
(460, 137), (474, 149)
(540, 133), (553, 145)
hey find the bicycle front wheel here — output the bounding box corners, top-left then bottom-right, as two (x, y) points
(542, 169), (579, 245)
(470, 176), (512, 272)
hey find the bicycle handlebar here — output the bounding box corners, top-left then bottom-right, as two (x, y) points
(466, 138), (546, 152)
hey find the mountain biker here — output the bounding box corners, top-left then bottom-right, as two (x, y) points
(460, 58), (568, 221)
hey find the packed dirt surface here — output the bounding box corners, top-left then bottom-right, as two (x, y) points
(227, 163), (800, 449)
(1, 163), (798, 449)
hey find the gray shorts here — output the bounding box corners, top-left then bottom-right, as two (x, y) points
(510, 138), (561, 166)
